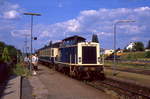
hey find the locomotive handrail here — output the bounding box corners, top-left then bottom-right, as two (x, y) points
(55, 61), (103, 66)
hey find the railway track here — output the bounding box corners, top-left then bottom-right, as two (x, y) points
(59, 66), (150, 98)
(41, 63), (150, 99)
(104, 66), (150, 75)
(84, 77), (150, 99)
(105, 60), (150, 64)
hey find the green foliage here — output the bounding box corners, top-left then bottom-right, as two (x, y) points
(125, 53), (137, 60)
(0, 41), (5, 49)
(145, 51), (150, 58)
(7, 45), (17, 57)
(2, 47), (11, 63)
(0, 41), (22, 63)
(0, 41), (6, 56)
(13, 63), (30, 76)
(92, 34), (99, 43)
(133, 42), (144, 51)
(120, 52), (145, 60)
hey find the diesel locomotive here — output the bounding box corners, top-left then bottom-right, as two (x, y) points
(38, 35), (104, 80)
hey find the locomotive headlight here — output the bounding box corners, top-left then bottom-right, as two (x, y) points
(79, 57), (82, 63)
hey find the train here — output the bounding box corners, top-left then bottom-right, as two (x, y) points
(37, 35), (104, 80)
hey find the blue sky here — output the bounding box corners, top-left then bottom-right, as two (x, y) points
(0, 0), (150, 52)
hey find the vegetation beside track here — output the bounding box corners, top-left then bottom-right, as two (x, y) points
(105, 51), (150, 61)
(104, 60), (150, 69)
(104, 69), (150, 86)
(119, 51), (146, 60)
(0, 41), (22, 83)
(12, 63), (30, 77)
(105, 51), (150, 69)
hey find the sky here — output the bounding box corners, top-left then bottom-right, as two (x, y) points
(0, 0), (150, 52)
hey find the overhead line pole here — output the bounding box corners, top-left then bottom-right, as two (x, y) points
(113, 20), (135, 76)
(23, 12), (41, 72)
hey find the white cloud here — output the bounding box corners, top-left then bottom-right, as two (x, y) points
(14, 7), (150, 38)
(11, 29), (30, 37)
(80, 10), (97, 16)
(39, 31), (50, 38)
(0, 2), (22, 19)
(134, 6), (150, 12)
(10, 6), (150, 49)
(3, 10), (19, 19)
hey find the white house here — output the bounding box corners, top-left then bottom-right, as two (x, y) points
(126, 42), (135, 50)
(104, 49), (114, 55)
(145, 49), (150, 52)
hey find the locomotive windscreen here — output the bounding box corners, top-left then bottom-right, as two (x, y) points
(82, 46), (97, 64)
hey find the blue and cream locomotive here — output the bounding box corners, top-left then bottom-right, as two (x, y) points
(38, 35), (104, 80)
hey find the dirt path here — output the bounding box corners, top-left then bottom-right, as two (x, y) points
(36, 65), (115, 99)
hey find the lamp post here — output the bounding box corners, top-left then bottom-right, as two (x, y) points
(23, 13), (41, 72)
(113, 20), (135, 75)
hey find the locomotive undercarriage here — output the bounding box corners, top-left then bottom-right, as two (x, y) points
(54, 63), (105, 80)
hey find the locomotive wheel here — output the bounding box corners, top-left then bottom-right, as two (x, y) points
(63, 67), (70, 75)
(98, 73), (105, 80)
(54, 65), (59, 71)
(75, 71), (82, 80)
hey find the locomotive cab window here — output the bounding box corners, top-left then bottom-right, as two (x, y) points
(82, 46), (97, 64)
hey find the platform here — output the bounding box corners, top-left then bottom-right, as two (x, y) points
(1, 76), (21, 99)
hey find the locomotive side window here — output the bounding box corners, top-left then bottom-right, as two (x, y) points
(52, 49), (54, 57)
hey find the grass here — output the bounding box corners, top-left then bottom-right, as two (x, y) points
(105, 51), (150, 69)
(120, 51), (146, 60)
(137, 58), (150, 61)
(118, 51), (150, 61)
(105, 60), (150, 69)
(104, 69), (150, 86)
(13, 63), (31, 77)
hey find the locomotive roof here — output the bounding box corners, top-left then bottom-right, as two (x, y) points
(62, 35), (86, 41)
(38, 42), (61, 50)
(52, 42), (61, 48)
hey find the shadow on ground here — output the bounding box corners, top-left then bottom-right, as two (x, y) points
(0, 75), (17, 98)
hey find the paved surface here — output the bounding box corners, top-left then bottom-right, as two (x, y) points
(1, 75), (21, 99)
(21, 77), (33, 99)
(0, 80), (7, 98)
(36, 65), (115, 99)
(28, 75), (48, 99)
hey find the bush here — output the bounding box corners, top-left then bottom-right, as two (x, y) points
(145, 51), (150, 58)
(13, 63), (30, 76)
(133, 42), (144, 51)
(120, 52), (145, 60)
(2, 47), (11, 63)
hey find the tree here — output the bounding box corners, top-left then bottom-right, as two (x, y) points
(0, 41), (6, 55)
(92, 34), (99, 43)
(2, 47), (11, 63)
(133, 42), (144, 51)
(145, 51), (150, 58)
(49, 40), (53, 47)
(146, 40), (150, 49)
(0, 41), (5, 48)
(7, 45), (17, 57)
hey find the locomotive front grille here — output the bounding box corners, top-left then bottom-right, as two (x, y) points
(82, 46), (97, 64)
